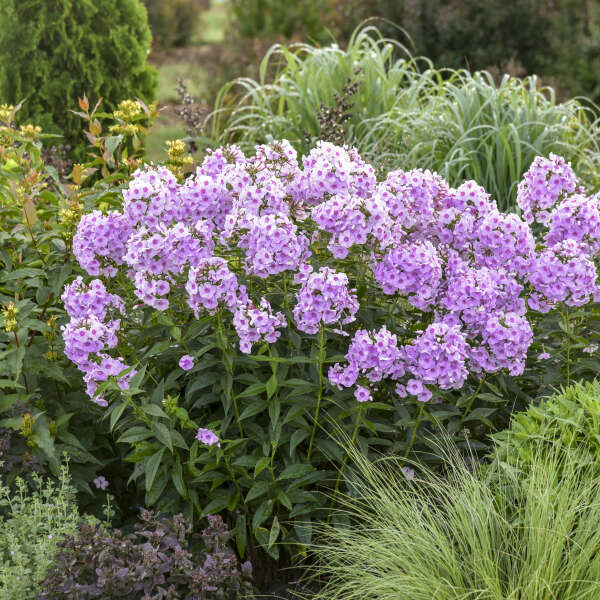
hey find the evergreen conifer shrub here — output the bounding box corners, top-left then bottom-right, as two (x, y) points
(0, 0), (157, 157)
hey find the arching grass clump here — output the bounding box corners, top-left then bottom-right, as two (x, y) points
(210, 25), (600, 211)
(307, 440), (600, 600)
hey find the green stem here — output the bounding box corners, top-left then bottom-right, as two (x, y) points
(403, 402), (425, 461)
(328, 403), (363, 523)
(459, 376), (485, 425)
(217, 311), (243, 438)
(307, 325), (325, 461)
(563, 307), (572, 387)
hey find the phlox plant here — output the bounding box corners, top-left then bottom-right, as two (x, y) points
(61, 139), (600, 561)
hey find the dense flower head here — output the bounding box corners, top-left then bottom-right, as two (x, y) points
(517, 153), (579, 224)
(233, 298), (286, 353)
(438, 253), (525, 333)
(185, 257), (247, 316)
(545, 193), (600, 257)
(235, 213), (311, 278)
(299, 141), (376, 204)
(61, 315), (120, 370)
(371, 240), (442, 310)
(122, 165), (179, 229)
(73, 211), (132, 277)
(528, 239), (600, 312)
(472, 211), (535, 276)
(293, 267), (359, 334)
(62, 277), (124, 320)
(469, 311), (532, 376)
(376, 168), (450, 227)
(176, 175), (232, 229)
(196, 144), (246, 179)
(446, 180), (496, 220)
(329, 326), (403, 390)
(401, 322), (469, 396)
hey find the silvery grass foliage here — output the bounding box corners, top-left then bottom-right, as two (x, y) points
(208, 25), (600, 212)
(306, 440), (600, 600)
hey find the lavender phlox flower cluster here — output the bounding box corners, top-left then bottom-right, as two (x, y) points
(253, 140), (301, 183)
(299, 141), (376, 204)
(185, 257), (247, 316)
(233, 298), (286, 353)
(371, 240), (442, 310)
(293, 267), (359, 334)
(438, 254), (525, 333)
(236, 213), (311, 278)
(430, 207), (476, 251)
(446, 180), (496, 220)
(376, 168), (450, 227)
(61, 315), (120, 370)
(312, 194), (370, 258)
(528, 239), (600, 312)
(123, 221), (215, 310)
(176, 175), (232, 229)
(93, 476), (109, 491)
(122, 165), (179, 229)
(62, 277), (124, 321)
(545, 193), (600, 257)
(329, 326), (403, 391)
(400, 323), (469, 401)
(196, 144), (246, 179)
(473, 211), (535, 276)
(73, 211), (132, 277)
(517, 153), (579, 224)
(83, 354), (135, 407)
(468, 311), (532, 376)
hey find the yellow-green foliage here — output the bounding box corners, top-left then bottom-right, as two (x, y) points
(493, 380), (600, 471)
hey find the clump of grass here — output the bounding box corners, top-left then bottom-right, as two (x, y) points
(209, 25), (600, 211)
(306, 441), (600, 600)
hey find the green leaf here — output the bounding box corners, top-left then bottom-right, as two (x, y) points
(109, 401), (128, 431)
(246, 480), (270, 502)
(278, 463), (315, 480)
(118, 426), (153, 444)
(235, 513), (247, 558)
(252, 499), (273, 531)
(145, 447), (166, 492)
(266, 374), (278, 399)
(268, 516), (280, 549)
(289, 430), (309, 457)
(239, 398), (268, 421)
(171, 460), (187, 499)
(254, 456), (271, 478)
(237, 382), (267, 399)
(152, 422), (174, 453)
(142, 403), (169, 419)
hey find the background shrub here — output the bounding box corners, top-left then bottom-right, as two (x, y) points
(142, 0), (209, 50)
(209, 26), (600, 211)
(0, 0), (157, 159)
(307, 439), (600, 600)
(228, 0), (330, 43)
(0, 466), (81, 600)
